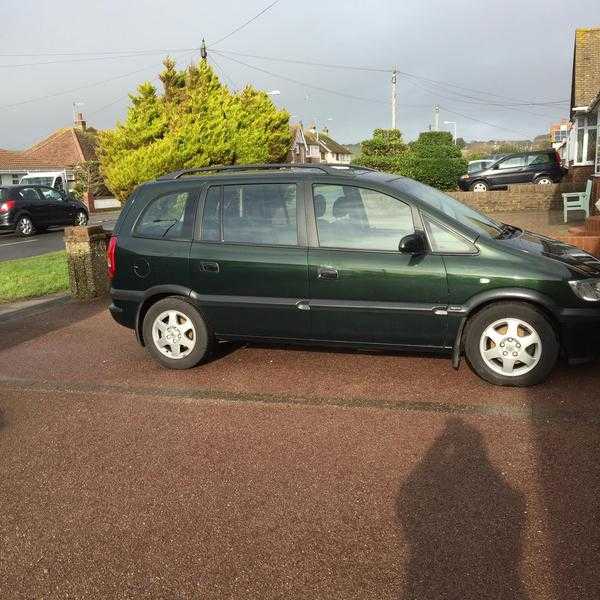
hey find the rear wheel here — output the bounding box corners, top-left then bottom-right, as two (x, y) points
(470, 180), (488, 192)
(75, 210), (88, 226)
(16, 215), (35, 237)
(464, 302), (559, 386)
(535, 176), (553, 185)
(142, 297), (213, 369)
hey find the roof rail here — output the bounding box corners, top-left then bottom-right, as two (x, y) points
(158, 163), (377, 180)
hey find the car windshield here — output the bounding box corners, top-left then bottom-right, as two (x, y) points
(391, 177), (503, 238)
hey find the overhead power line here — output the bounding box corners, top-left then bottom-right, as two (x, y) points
(2, 50), (196, 111)
(208, 0), (281, 47)
(212, 50), (386, 104)
(0, 49), (197, 69)
(438, 105), (531, 138)
(0, 47), (196, 58)
(214, 48), (568, 108)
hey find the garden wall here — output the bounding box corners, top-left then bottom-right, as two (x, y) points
(447, 182), (589, 214)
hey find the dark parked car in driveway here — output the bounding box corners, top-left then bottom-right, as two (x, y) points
(108, 163), (600, 387)
(0, 185), (89, 236)
(459, 150), (566, 192)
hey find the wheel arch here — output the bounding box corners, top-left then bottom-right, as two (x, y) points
(452, 288), (561, 367)
(135, 285), (195, 346)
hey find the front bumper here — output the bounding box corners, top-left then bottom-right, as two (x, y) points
(558, 307), (600, 364)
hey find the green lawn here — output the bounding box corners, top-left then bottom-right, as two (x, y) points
(0, 251), (69, 303)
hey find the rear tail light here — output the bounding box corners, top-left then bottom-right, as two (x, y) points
(107, 235), (117, 279)
(554, 150), (562, 165)
(0, 199), (15, 213)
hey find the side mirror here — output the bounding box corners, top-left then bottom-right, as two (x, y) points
(399, 232), (427, 254)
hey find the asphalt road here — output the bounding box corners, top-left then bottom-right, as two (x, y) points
(0, 300), (599, 599)
(0, 211), (119, 261)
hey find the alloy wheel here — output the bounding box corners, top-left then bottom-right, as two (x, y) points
(479, 317), (542, 377)
(537, 177), (552, 185)
(77, 211), (88, 226)
(152, 310), (197, 359)
(18, 217), (33, 236)
(472, 182), (488, 192)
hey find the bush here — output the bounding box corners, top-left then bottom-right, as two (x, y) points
(352, 129), (408, 172)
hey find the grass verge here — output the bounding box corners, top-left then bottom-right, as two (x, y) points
(0, 251), (68, 303)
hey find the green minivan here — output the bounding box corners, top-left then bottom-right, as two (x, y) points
(108, 164), (600, 387)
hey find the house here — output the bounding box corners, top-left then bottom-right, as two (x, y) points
(287, 123), (352, 165)
(566, 27), (599, 190)
(0, 113), (97, 188)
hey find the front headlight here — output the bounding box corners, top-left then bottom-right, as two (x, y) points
(569, 279), (600, 301)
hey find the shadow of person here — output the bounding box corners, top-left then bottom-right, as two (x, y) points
(397, 417), (528, 600)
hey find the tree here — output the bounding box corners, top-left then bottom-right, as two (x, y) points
(400, 131), (468, 190)
(351, 128), (408, 172)
(353, 129), (467, 190)
(99, 59), (291, 200)
(72, 160), (109, 200)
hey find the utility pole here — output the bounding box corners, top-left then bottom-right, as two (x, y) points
(433, 104), (440, 131)
(200, 39), (207, 61)
(391, 68), (397, 130)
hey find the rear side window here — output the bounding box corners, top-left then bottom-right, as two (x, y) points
(134, 191), (195, 240)
(497, 156), (526, 169)
(19, 187), (41, 203)
(202, 183), (298, 246)
(527, 153), (552, 166)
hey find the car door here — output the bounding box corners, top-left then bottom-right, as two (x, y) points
(491, 155), (527, 186)
(18, 187), (48, 223)
(189, 179), (310, 340)
(306, 182), (449, 349)
(38, 186), (69, 225)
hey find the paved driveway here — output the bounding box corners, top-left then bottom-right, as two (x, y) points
(0, 301), (599, 599)
(0, 211), (119, 261)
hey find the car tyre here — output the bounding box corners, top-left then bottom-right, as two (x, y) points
(142, 296), (213, 370)
(16, 215), (36, 237)
(535, 176), (553, 185)
(75, 210), (88, 226)
(470, 180), (488, 192)
(464, 302), (559, 387)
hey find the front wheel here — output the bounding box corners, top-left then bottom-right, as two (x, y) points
(16, 215), (36, 237)
(142, 297), (213, 369)
(464, 302), (559, 386)
(470, 181), (488, 192)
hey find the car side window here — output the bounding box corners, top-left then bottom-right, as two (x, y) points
(313, 184), (414, 251)
(39, 187), (64, 202)
(202, 183), (298, 246)
(423, 216), (476, 254)
(527, 153), (551, 166)
(19, 187), (41, 203)
(134, 191), (194, 240)
(497, 156), (526, 169)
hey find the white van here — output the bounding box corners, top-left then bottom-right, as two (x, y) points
(19, 170), (73, 193)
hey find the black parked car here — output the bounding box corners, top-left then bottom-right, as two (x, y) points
(459, 150), (566, 192)
(0, 185), (89, 236)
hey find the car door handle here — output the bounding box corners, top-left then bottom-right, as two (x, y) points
(200, 261), (220, 273)
(317, 266), (338, 280)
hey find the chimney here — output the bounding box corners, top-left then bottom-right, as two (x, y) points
(322, 126), (329, 135)
(74, 112), (87, 131)
(309, 123), (317, 134)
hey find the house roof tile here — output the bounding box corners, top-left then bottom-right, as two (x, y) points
(0, 126), (97, 172)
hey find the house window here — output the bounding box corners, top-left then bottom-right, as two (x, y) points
(12, 174), (20, 184)
(573, 112), (598, 165)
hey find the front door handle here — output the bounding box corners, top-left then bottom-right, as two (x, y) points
(200, 261), (220, 273)
(317, 266), (338, 280)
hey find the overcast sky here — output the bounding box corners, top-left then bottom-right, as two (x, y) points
(1, 0), (599, 149)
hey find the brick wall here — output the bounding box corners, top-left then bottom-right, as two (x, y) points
(566, 164), (595, 183)
(448, 182), (587, 214)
